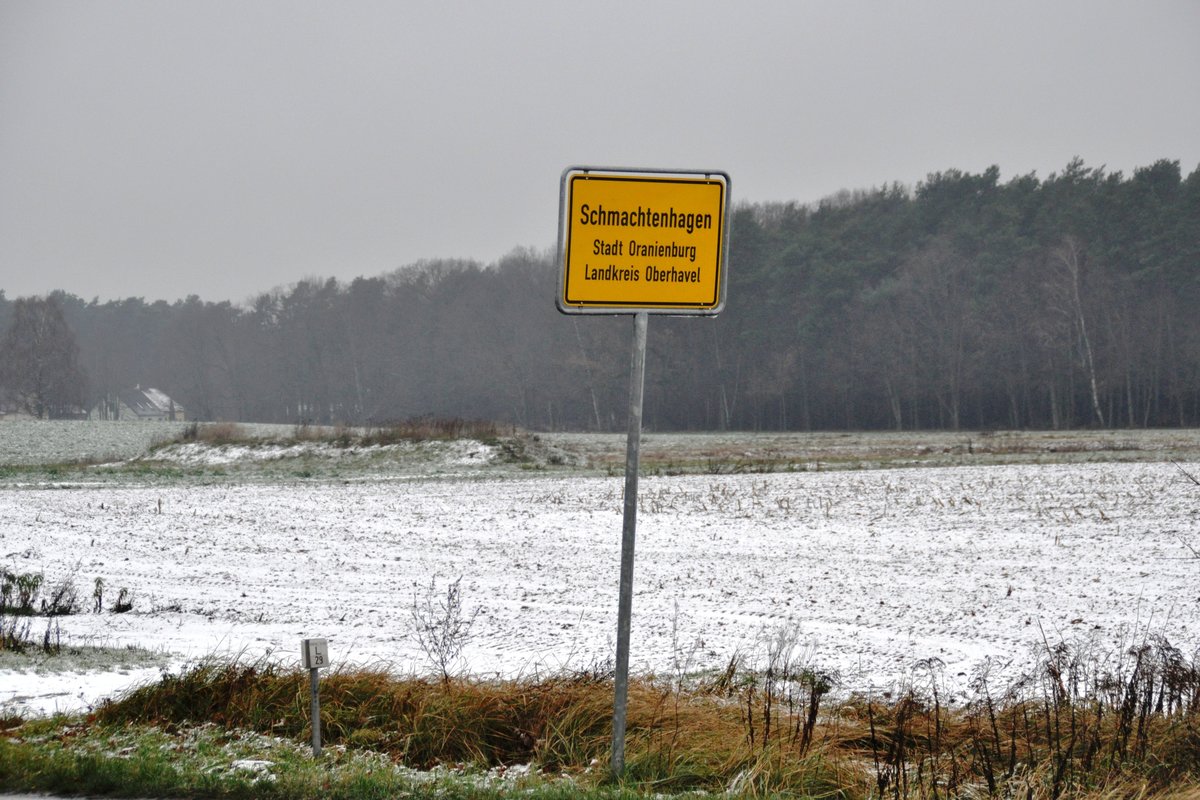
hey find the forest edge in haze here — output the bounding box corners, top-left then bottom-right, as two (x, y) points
(1, 159), (1197, 432)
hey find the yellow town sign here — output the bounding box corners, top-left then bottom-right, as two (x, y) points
(557, 168), (730, 314)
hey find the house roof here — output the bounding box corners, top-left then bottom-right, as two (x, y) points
(119, 386), (180, 417)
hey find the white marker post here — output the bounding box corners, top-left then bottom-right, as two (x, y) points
(301, 638), (329, 756)
(556, 167), (730, 779)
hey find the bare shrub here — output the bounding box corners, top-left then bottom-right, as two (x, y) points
(409, 575), (479, 682)
(42, 571), (80, 616)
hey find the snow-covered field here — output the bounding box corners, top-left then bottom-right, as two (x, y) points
(1, 425), (1198, 717)
(0, 419), (294, 466)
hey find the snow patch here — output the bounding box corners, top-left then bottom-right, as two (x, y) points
(142, 438), (498, 468)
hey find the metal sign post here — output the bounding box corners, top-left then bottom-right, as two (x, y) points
(301, 638), (329, 757)
(556, 166), (730, 780)
(611, 311), (648, 778)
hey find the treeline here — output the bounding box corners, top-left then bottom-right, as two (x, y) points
(2, 158), (1197, 431)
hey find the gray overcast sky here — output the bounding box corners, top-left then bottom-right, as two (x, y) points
(2, 1), (1198, 304)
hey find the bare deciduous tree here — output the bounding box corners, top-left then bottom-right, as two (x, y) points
(0, 296), (88, 419)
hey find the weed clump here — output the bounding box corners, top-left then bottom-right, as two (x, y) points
(1, 566), (81, 618)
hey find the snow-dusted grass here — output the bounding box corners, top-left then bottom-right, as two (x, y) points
(1, 716), (576, 799)
(0, 419), (291, 467)
(0, 420), (185, 466)
(2, 425), (1197, 717)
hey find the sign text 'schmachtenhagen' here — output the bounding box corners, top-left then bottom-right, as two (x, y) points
(559, 171), (728, 313)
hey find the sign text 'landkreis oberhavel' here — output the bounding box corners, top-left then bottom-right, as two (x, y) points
(557, 168), (730, 314)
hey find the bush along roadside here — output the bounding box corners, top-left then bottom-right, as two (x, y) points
(3, 629), (1199, 800)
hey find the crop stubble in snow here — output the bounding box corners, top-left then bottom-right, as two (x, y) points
(1, 460), (1198, 715)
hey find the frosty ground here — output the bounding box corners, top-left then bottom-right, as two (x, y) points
(1, 424), (1198, 718)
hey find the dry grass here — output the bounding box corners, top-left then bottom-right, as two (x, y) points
(93, 637), (1200, 799)
(173, 421), (250, 445)
(358, 418), (511, 446)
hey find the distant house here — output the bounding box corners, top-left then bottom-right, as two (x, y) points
(92, 386), (186, 421)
